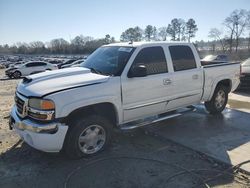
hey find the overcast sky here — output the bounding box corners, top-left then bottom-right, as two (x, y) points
(0, 0), (249, 45)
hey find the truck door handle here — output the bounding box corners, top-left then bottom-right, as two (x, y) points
(192, 74), (199, 79)
(163, 78), (172, 85)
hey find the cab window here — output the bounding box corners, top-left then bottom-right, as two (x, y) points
(169, 45), (196, 71)
(132, 46), (168, 75)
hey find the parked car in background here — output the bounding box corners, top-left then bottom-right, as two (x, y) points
(3, 61), (15, 68)
(239, 58), (250, 89)
(5, 61), (57, 78)
(48, 59), (64, 65)
(201, 54), (228, 66)
(70, 59), (85, 67)
(61, 59), (85, 68)
(58, 59), (77, 69)
(8, 62), (24, 68)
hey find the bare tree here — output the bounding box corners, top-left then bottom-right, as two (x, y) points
(224, 17), (235, 53)
(71, 36), (85, 53)
(29, 41), (46, 54)
(208, 28), (226, 52)
(246, 11), (250, 52)
(16, 42), (29, 54)
(152, 26), (158, 41)
(176, 19), (186, 41)
(158, 27), (168, 41)
(224, 9), (249, 52)
(49, 38), (69, 54)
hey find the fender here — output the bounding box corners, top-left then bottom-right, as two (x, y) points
(59, 96), (122, 124)
(208, 76), (232, 101)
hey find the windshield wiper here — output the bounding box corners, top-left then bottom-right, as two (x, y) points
(89, 67), (112, 76)
(89, 67), (101, 74)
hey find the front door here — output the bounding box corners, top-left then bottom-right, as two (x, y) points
(121, 46), (172, 122)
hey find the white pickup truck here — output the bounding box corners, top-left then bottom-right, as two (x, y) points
(9, 42), (240, 158)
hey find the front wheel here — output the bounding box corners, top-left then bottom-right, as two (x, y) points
(13, 71), (21, 79)
(205, 85), (228, 114)
(63, 115), (112, 159)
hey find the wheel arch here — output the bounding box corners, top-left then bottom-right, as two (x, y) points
(13, 70), (22, 78)
(64, 102), (119, 127)
(208, 79), (232, 101)
(216, 79), (232, 93)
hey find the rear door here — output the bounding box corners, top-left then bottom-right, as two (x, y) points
(121, 46), (172, 122)
(36, 62), (47, 71)
(165, 45), (203, 110)
(22, 63), (36, 76)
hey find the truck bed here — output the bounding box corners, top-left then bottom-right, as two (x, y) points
(201, 61), (240, 66)
(201, 62), (240, 102)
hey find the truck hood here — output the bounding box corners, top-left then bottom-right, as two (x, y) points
(17, 67), (110, 97)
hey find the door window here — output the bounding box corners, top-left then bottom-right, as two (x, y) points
(25, 63), (36, 67)
(169, 46), (196, 71)
(36, 62), (46, 66)
(132, 46), (168, 75)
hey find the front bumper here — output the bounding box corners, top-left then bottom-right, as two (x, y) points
(5, 71), (13, 77)
(10, 105), (68, 152)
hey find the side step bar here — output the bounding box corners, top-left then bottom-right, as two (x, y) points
(120, 106), (195, 130)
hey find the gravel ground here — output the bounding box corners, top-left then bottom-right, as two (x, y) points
(0, 69), (249, 188)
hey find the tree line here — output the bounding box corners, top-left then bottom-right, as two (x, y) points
(120, 18), (198, 42)
(0, 35), (115, 55)
(208, 9), (250, 53)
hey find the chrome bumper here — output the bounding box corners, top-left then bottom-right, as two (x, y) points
(10, 105), (68, 152)
(10, 106), (58, 133)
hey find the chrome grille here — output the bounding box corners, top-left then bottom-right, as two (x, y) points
(15, 93), (28, 117)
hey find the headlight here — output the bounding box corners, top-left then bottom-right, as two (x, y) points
(29, 98), (55, 110)
(28, 98), (55, 121)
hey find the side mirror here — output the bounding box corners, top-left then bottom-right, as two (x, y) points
(128, 64), (147, 78)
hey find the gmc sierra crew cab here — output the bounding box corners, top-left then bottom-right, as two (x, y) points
(9, 42), (240, 158)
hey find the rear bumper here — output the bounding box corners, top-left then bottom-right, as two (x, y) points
(10, 105), (68, 152)
(239, 75), (250, 89)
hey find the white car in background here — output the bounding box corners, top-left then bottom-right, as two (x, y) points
(5, 61), (57, 78)
(8, 62), (24, 68)
(60, 59), (85, 68)
(239, 57), (250, 89)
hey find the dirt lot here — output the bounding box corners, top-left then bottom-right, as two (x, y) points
(0, 69), (249, 188)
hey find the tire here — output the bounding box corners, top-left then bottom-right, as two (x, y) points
(205, 85), (228, 114)
(13, 71), (21, 79)
(63, 115), (113, 159)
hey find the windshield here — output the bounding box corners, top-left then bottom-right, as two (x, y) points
(81, 46), (135, 76)
(242, 58), (250, 66)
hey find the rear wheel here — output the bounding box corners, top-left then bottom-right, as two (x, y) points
(63, 115), (112, 159)
(13, 71), (21, 79)
(205, 85), (228, 114)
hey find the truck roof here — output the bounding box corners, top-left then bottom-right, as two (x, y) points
(105, 41), (191, 48)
